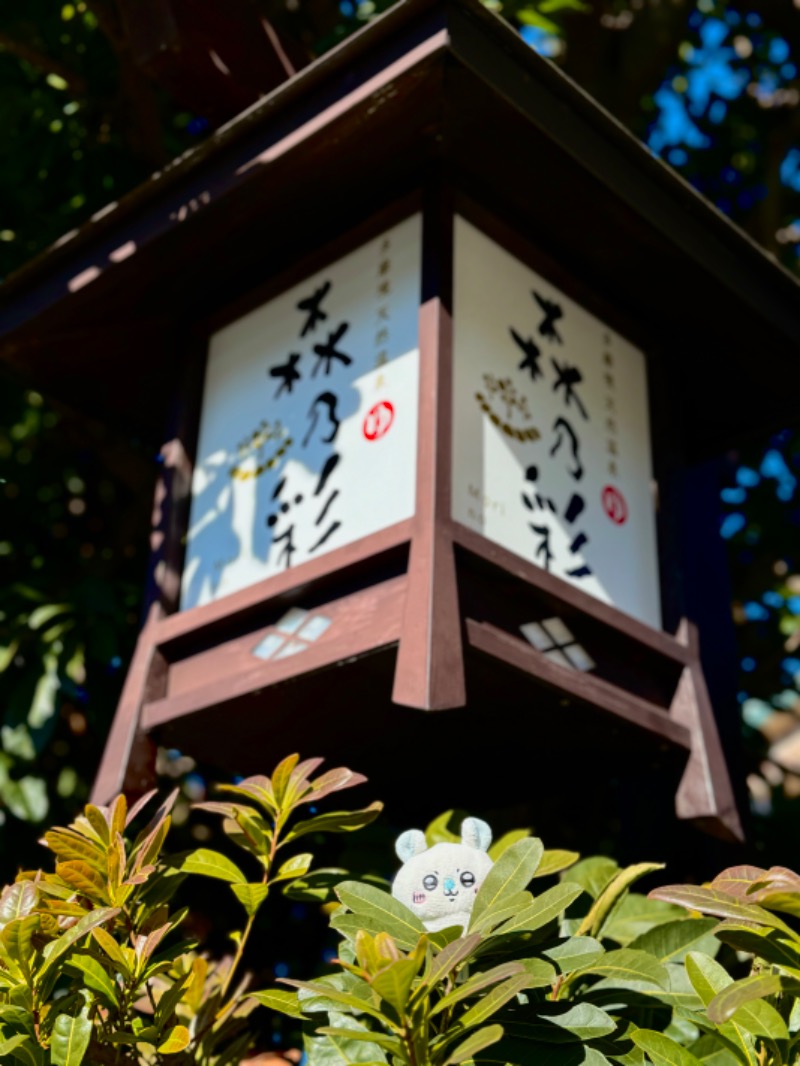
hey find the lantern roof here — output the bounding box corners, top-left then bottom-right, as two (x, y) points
(1, 0), (798, 455)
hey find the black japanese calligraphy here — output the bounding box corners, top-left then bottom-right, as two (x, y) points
(269, 353), (302, 398)
(297, 280), (331, 336)
(312, 322), (353, 376)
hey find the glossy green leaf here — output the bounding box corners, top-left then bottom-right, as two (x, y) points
(427, 933), (482, 986)
(281, 978), (387, 1025)
(573, 948), (669, 989)
(445, 1023), (504, 1064)
(458, 972), (532, 1030)
(628, 919), (720, 964)
(468, 890), (532, 934)
(432, 962), (525, 1015)
(649, 886), (797, 938)
(335, 882), (426, 950)
(497, 882), (583, 934)
(157, 1025), (191, 1054)
(631, 1029), (704, 1066)
(286, 802), (384, 843)
(172, 848), (246, 884)
(371, 956), (421, 1013)
(231, 882), (270, 917)
(51, 1008), (92, 1066)
(712, 922), (800, 973)
(39, 907), (120, 976)
(488, 829), (531, 860)
(66, 954), (119, 1007)
(707, 973), (783, 1025)
(275, 852), (314, 882)
(317, 1028), (400, 1054)
(542, 936), (604, 974)
(249, 989), (306, 1018)
(471, 838), (544, 925)
(536, 850), (581, 878)
(578, 863), (664, 938)
(0, 882), (38, 927)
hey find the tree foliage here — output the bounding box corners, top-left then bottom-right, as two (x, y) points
(0, 0), (799, 857)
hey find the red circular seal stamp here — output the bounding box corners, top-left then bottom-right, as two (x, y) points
(602, 485), (628, 525)
(363, 401), (395, 441)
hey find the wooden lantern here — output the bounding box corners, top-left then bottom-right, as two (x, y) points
(4, 0), (800, 845)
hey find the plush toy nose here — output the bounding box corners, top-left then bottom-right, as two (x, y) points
(444, 877), (456, 894)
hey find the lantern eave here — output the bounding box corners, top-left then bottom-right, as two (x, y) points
(0, 0), (798, 455)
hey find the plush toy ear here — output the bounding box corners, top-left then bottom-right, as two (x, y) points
(461, 817), (492, 853)
(395, 829), (428, 862)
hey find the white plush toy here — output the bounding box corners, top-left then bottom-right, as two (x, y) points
(391, 817), (494, 933)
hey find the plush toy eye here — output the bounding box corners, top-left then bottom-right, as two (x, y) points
(423, 875), (438, 891)
(460, 871), (475, 888)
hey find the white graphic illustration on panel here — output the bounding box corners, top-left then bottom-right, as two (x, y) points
(452, 217), (660, 629)
(182, 215), (421, 610)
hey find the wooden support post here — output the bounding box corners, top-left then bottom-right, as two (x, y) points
(393, 186), (466, 710)
(672, 619), (743, 840)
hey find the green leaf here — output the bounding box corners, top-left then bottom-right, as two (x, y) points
(536, 850), (580, 878)
(496, 882), (583, 935)
(707, 974), (783, 1024)
(578, 863), (664, 938)
(709, 975), (789, 1039)
(445, 1024), (504, 1064)
(685, 954), (758, 1066)
(471, 838), (544, 925)
(564, 858), (618, 900)
(39, 907), (120, 977)
(685, 952), (734, 1006)
(66, 955), (119, 1007)
(51, 1008), (92, 1066)
(458, 973), (532, 1030)
(335, 882), (426, 950)
(371, 957), (421, 1013)
(305, 1009), (391, 1065)
(713, 922), (800, 973)
(488, 829), (531, 860)
(542, 936), (604, 974)
(286, 803), (384, 843)
(603, 894), (683, 946)
(427, 933), (482, 986)
(526, 1002), (618, 1042)
(317, 1028), (400, 1055)
(157, 1025), (191, 1054)
(572, 949), (669, 990)
(0, 883), (37, 927)
(91, 926), (130, 974)
(275, 853), (314, 882)
(631, 1030), (703, 1066)
(2, 916), (40, 975)
(249, 989), (306, 1018)
(469, 890), (533, 934)
(281, 978), (387, 1025)
(649, 886), (797, 939)
(271, 753), (300, 805)
(518, 957), (557, 986)
(627, 919), (720, 964)
(432, 962), (525, 1015)
(231, 882), (270, 917)
(172, 849), (246, 884)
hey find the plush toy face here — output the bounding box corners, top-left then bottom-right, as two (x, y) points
(391, 818), (494, 933)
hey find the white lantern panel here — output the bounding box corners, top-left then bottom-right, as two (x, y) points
(451, 216), (661, 630)
(181, 214), (421, 610)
